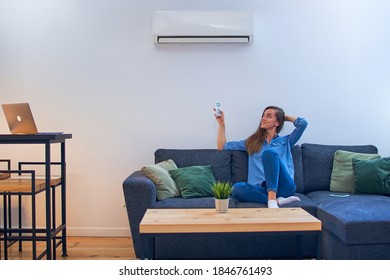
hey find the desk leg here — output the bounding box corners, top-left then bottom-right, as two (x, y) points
(141, 235), (155, 260)
(18, 194), (22, 252)
(45, 142), (52, 260)
(296, 235), (302, 259)
(52, 188), (56, 260)
(317, 231), (322, 260)
(61, 142), (67, 257)
(2, 194), (8, 260)
(31, 179), (37, 260)
(297, 232), (322, 260)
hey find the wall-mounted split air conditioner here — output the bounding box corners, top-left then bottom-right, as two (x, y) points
(152, 11), (254, 45)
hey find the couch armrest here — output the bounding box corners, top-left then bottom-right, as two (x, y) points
(122, 170), (157, 258)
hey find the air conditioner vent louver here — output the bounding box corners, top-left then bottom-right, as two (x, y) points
(156, 36), (251, 44)
(152, 11), (254, 45)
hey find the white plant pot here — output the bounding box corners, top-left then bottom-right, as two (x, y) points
(215, 198), (229, 214)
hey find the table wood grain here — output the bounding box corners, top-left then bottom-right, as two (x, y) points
(140, 208), (321, 234)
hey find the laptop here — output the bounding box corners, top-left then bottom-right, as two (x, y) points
(2, 103), (63, 135)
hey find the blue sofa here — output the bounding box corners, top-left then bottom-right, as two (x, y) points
(122, 143), (390, 259)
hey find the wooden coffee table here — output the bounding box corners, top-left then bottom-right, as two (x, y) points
(139, 208), (322, 259)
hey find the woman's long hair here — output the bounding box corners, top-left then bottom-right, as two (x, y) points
(245, 106), (285, 155)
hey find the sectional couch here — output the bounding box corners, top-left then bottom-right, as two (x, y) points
(122, 143), (390, 259)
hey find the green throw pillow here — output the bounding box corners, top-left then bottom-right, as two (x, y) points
(169, 165), (215, 198)
(353, 157), (390, 194)
(330, 150), (380, 193)
(141, 159), (180, 200)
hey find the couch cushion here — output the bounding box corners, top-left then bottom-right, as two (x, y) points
(231, 151), (248, 183)
(353, 157), (390, 194)
(154, 196), (237, 209)
(330, 150), (380, 193)
(292, 145), (304, 193)
(230, 145), (304, 193)
(301, 144), (378, 193)
(236, 193), (318, 217)
(305, 190), (338, 205)
(317, 195), (390, 245)
(155, 149), (231, 183)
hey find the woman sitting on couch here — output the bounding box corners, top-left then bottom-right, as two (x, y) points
(215, 105), (308, 208)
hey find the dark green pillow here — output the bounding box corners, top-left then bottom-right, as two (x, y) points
(169, 165), (215, 198)
(353, 157), (390, 194)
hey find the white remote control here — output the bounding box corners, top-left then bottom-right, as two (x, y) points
(215, 102), (222, 117)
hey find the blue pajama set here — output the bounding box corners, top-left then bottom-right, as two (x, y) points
(223, 117), (308, 204)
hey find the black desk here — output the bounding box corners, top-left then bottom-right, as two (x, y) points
(0, 133), (72, 259)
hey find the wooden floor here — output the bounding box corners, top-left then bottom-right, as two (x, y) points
(1, 236), (137, 260)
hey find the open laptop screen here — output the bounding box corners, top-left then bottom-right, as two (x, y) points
(1, 103), (39, 134)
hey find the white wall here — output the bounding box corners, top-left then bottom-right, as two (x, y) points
(1, 0), (389, 236)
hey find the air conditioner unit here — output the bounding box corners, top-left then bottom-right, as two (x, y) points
(152, 11), (254, 45)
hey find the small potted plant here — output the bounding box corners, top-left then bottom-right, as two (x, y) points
(211, 181), (233, 213)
